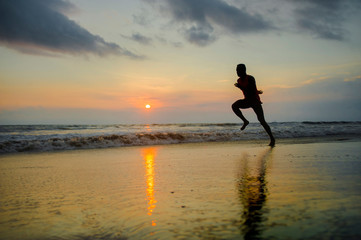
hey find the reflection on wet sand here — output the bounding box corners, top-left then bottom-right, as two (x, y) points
(237, 148), (273, 240)
(141, 147), (158, 226)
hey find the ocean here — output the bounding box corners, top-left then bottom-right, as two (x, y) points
(1, 121), (361, 154)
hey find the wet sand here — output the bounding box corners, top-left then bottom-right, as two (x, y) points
(0, 139), (361, 239)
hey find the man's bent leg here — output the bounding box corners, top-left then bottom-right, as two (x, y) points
(232, 100), (250, 130)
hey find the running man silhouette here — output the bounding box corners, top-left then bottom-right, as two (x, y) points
(232, 64), (275, 146)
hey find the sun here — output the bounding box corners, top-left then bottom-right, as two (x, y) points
(145, 104), (151, 109)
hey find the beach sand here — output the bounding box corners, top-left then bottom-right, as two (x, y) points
(0, 139), (361, 240)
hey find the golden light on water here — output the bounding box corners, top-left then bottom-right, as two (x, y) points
(142, 147), (158, 226)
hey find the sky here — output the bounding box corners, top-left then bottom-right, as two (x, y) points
(1, 0), (361, 124)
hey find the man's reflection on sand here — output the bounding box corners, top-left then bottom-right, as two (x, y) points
(237, 148), (273, 240)
(141, 147), (158, 226)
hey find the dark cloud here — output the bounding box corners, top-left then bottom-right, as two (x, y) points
(0, 0), (141, 58)
(144, 0), (361, 46)
(292, 0), (347, 41)
(159, 0), (273, 46)
(182, 23), (216, 47)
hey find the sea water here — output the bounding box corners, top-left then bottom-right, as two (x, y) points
(1, 122), (361, 154)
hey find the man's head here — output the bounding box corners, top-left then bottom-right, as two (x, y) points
(236, 64), (246, 77)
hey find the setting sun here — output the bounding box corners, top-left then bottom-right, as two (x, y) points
(145, 104), (151, 109)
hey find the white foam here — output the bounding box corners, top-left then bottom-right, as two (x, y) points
(1, 122), (361, 153)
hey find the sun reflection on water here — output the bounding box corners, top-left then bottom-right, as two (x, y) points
(145, 124), (152, 132)
(142, 147), (158, 226)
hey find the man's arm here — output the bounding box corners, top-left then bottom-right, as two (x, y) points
(249, 76), (263, 94)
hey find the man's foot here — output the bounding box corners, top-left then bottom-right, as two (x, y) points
(240, 120), (249, 131)
(269, 138), (275, 147)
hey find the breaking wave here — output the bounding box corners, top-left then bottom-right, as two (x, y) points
(1, 122), (361, 154)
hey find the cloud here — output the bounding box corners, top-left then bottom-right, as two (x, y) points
(265, 77), (361, 121)
(133, 13), (149, 27)
(291, 0), (347, 40)
(267, 74), (361, 103)
(165, 0), (272, 32)
(144, 0), (361, 46)
(122, 32), (153, 45)
(150, 0), (273, 46)
(290, 0), (361, 41)
(182, 23), (216, 47)
(344, 75), (361, 82)
(0, 0), (141, 58)
(155, 36), (181, 47)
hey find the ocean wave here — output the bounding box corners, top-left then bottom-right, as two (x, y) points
(301, 121), (361, 125)
(1, 122), (361, 154)
(0, 132), (242, 154)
